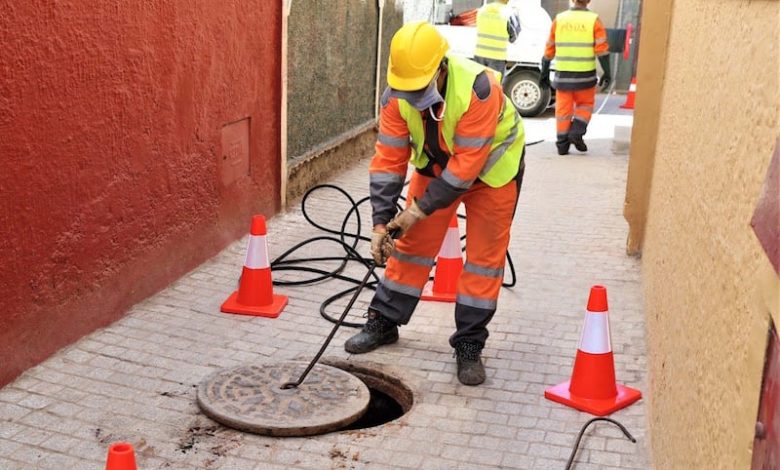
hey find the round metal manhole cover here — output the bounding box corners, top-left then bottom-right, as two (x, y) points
(196, 361), (370, 437)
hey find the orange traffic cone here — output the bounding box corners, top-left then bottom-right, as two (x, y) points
(620, 77), (637, 109)
(421, 214), (463, 302)
(221, 215), (288, 318)
(105, 442), (137, 470)
(544, 285), (641, 416)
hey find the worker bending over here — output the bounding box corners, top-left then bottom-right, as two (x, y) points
(539, 0), (610, 155)
(344, 22), (526, 386)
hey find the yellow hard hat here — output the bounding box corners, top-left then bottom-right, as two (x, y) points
(387, 21), (449, 91)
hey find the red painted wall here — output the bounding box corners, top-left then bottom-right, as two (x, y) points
(0, 2), (282, 386)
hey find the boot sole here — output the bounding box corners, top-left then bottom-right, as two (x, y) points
(344, 333), (399, 354)
(457, 375), (486, 386)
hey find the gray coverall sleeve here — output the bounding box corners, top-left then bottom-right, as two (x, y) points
(370, 172), (405, 226)
(417, 179), (467, 216)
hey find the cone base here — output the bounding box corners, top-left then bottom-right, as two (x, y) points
(619, 103), (635, 110)
(544, 380), (642, 416)
(420, 281), (457, 303)
(220, 291), (288, 318)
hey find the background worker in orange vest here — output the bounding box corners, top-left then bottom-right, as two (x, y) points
(538, 0), (611, 155)
(473, 0), (521, 78)
(344, 22), (526, 386)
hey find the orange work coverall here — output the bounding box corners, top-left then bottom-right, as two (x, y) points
(544, 7), (609, 152)
(368, 68), (525, 348)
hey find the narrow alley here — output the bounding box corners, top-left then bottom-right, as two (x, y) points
(0, 107), (649, 469)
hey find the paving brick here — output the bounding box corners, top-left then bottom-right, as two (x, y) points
(467, 447), (505, 466)
(0, 388), (29, 404)
(590, 448), (623, 466)
(0, 403), (30, 422)
(0, 439), (22, 457)
(38, 433), (82, 453)
(500, 451), (536, 469)
(421, 457), (460, 469)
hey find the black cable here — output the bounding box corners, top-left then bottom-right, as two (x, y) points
(565, 417), (636, 470)
(269, 183), (518, 328)
(281, 260), (378, 389)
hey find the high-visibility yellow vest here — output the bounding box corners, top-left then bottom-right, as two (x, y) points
(396, 55), (524, 188)
(475, 3), (510, 61)
(554, 9), (598, 72)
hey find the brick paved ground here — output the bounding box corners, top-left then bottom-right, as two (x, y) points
(0, 106), (650, 469)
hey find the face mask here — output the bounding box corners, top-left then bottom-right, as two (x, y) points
(409, 70), (445, 112)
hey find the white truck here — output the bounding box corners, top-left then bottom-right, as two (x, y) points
(432, 0), (554, 117)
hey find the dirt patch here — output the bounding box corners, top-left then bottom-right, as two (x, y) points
(178, 425), (220, 453)
(176, 418), (245, 467)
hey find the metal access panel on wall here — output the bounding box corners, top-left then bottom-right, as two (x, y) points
(753, 326), (780, 469)
(220, 118), (251, 187)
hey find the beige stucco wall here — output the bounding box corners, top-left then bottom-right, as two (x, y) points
(634, 0), (780, 468)
(623, 0), (671, 256)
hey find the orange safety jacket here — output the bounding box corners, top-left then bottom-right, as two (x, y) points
(369, 58), (524, 226)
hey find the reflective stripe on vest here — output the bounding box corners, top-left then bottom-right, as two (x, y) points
(476, 3), (509, 61)
(397, 55), (524, 189)
(554, 10), (598, 72)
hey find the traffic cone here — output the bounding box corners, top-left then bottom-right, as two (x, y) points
(105, 442), (137, 470)
(421, 214), (463, 302)
(620, 77), (637, 109)
(544, 285), (641, 416)
(221, 215), (288, 318)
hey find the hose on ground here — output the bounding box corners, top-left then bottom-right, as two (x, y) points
(565, 417), (636, 470)
(268, 183), (518, 328)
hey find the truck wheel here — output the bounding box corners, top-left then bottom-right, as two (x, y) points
(504, 70), (551, 118)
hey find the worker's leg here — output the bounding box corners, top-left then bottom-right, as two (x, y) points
(568, 86), (596, 152)
(451, 175), (521, 348)
(346, 172), (459, 353)
(555, 90), (574, 155)
(449, 170), (522, 385)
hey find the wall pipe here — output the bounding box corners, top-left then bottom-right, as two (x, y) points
(593, 0), (625, 115)
(375, 0), (385, 122)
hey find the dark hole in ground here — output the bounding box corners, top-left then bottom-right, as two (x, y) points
(321, 358), (414, 433)
(341, 387), (405, 430)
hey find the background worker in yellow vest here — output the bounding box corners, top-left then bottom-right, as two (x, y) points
(474, 0), (521, 78)
(538, 0), (610, 155)
(344, 21), (526, 386)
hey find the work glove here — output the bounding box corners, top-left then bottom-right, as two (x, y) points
(597, 55), (612, 91)
(370, 227), (395, 265)
(386, 199), (427, 239)
(539, 58), (551, 89)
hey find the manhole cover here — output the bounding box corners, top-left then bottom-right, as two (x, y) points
(196, 361), (370, 437)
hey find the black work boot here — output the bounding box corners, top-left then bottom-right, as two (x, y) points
(454, 341), (486, 386)
(570, 135), (588, 152)
(569, 120), (588, 152)
(344, 310), (399, 354)
(556, 140), (571, 155)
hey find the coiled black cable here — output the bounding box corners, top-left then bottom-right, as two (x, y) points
(269, 183), (518, 328)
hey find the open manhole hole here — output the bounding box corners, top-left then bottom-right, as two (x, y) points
(322, 358), (413, 431)
(196, 360), (412, 437)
